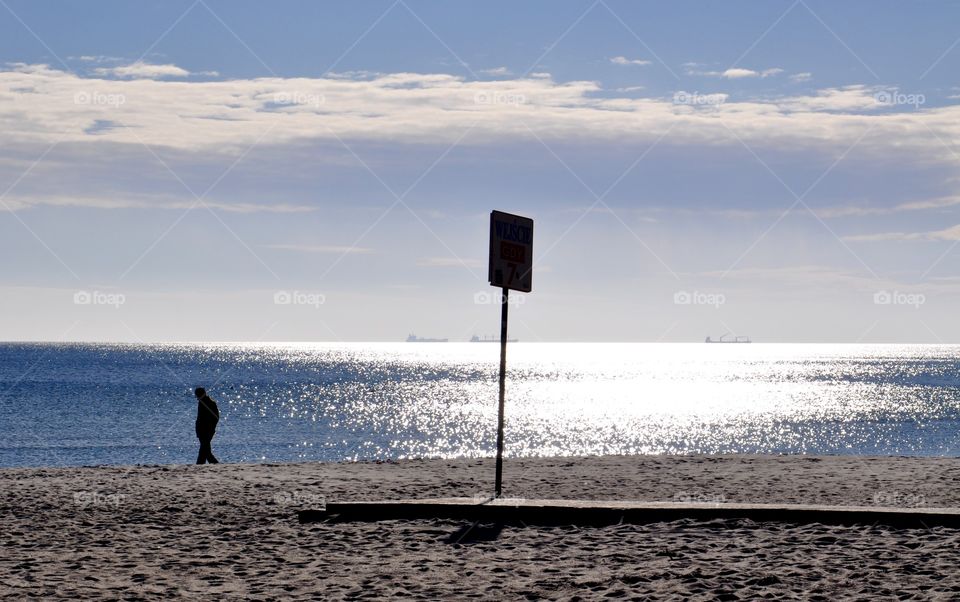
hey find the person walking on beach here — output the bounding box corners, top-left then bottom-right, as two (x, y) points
(194, 387), (220, 465)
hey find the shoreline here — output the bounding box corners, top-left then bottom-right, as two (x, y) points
(2, 453), (958, 506)
(2, 454), (959, 598)
(5, 449), (960, 472)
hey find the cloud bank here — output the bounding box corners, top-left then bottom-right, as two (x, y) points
(1, 64), (957, 161)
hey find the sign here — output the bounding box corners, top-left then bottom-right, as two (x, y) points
(486, 210), (533, 498)
(488, 210), (533, 293)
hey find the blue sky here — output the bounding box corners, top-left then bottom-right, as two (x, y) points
(2, 1), (960, 342)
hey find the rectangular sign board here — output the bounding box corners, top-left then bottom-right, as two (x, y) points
(489, 210), (533, 293)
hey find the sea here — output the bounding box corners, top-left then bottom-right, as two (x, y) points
(1, 342), (959, 468)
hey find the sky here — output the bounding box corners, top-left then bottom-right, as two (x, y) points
(2, 0), (960, 343)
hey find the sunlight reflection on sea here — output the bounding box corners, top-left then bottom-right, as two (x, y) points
(1, 342), (958, 466)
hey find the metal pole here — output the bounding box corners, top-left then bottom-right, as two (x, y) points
(495, 286), (509, 497)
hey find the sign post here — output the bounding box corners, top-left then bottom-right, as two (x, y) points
(488, 210), (533, 498)
(495, 286), (508, 498)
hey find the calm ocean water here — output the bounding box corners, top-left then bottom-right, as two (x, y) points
(1, 342), (959, 468)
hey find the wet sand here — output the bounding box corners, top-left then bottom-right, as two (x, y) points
(1, 455), (959, 599)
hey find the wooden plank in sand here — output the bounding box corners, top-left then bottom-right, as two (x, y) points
(298, 497), (960, 529)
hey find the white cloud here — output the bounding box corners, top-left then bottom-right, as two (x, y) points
(722, 68), (759, 79)
(417, 257), (484, 268)
(817, 195), (960, 218)
(689, 66), (785, 79)
(777, 85), (889, 112)
(0, 193), (315, 213)
(480, 67), (511, 76)
(262, 244), (374, 254)
(721, 67), (784, 79)
(577, 206), (659, 222)
(71, 55), (124, 64)
(698, 265), (923, 294)
(843, 231), (920, 242)
(845, 224), (960, 242)
(610, 56), (652, 66)
(92, 61), (212, 79)
(0, 64), (958, 173)
(790, 72), (813, 83)
(702, 265), (868, 284)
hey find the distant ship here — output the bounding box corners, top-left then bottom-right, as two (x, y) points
(406, 334), (448, 342)
(705, 334), (751, 343)
(470, 334), (518, 343)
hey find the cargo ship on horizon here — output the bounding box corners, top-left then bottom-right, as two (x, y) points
(405, 334), (448, 342)
(705, 334), (751, 343)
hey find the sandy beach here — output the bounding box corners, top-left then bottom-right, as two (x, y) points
(2, 454), (960, 599)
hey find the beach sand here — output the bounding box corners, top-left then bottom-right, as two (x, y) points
(2, 455), (960, 599)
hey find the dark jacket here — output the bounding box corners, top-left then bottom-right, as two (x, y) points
(195, 395), (220, 439)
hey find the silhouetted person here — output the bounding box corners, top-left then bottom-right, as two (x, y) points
(194, 387), (220, 465)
